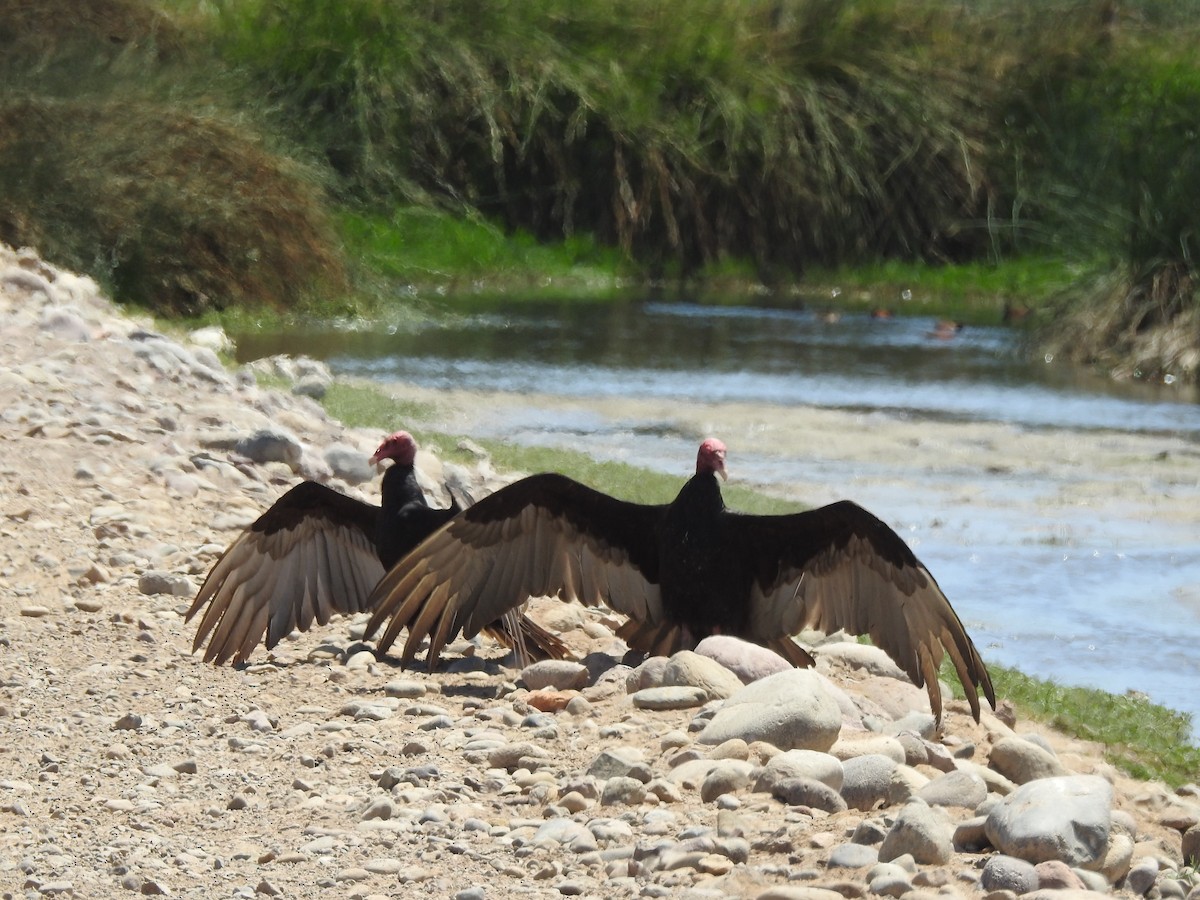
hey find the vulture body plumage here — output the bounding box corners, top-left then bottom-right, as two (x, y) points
(186, 431), (566, 665)
(365, 438), (995, 722)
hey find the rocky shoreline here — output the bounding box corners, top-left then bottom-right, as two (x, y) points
(2, 242), (1199, 900)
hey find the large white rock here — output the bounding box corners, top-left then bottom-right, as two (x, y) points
(878, 798), (954, 865)
(989, 735), (1071, 784)
(694, 635), (793, 683)
(753, 749), (844, 793)
(839, 753), (900, 811)
(984, 775), (1113, 866)
(662, 650), (745, 700)
(696, 668), (841, 752)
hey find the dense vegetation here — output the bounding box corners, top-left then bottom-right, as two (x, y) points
(1, 0), (1198, 379)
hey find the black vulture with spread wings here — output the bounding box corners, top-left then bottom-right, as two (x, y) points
(187, 431), (565, 665)
(365, 438), (994, 722)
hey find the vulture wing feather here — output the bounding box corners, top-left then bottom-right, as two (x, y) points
(731, 499), (994, 721)
(366, 473), (667, 665)
(186, 482), (384, 664)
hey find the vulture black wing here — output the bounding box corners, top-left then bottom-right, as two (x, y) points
(187, 481), (384, 665)
(364, 472), (668, 665)
(724, 499), (995, 722)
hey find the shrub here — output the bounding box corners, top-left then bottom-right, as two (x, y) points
(0, 0), (348, 315)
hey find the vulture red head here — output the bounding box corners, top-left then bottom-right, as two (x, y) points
(370, 430), (418, 467)
(696, 437), (728, 480)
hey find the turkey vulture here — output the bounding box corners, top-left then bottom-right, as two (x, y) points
(365, 438), (995, 722)
(186, 431), (566, 666)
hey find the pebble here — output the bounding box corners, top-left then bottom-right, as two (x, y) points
(521, 659), (590, 690)
(661, 649), (745, 699)
(916, 769), (988, 808)
(699, 760), (756, 802)
(137, 570), (193, 597)
(601, 776), (646, 805)
(755, 748), (844, 793)
(981, 854), (1040, 893)
(1126, 857), (1160, 896)
(1033, 859), (1088, 890)
(384, 680), (427, 698)
(829, 843), (880, 868)
(989, 735), (1071, 783)
(818, 641), (907, 679)
(534, 819), (598, 852)
(696, 668), (842, 751)
(879, 800), (954, 865)
(588, 747), (652, 782)
(693, 634), (793, 682)
(631, 685), (709, 710)
(770, 776), (848, 813)
(234, 427), (303, 469)
(1182, 824), (1200, 865)
(527, 689), (577, 711)
(830, 734), (907, 764)
(839, 753), (899, 811)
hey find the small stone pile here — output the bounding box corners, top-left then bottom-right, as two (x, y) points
(2, 242), (1198, 900)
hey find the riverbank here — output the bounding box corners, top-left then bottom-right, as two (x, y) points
(3, 243), (1199, 898)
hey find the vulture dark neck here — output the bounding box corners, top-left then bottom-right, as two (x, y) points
(683, 470), (725, 513)
(659, 470), (746, 640)
(376, 463), (457, 568)
(379, 462), (424, 515)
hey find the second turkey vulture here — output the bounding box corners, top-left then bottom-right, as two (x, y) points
(365, 438), (995, 722)
(186, 431), (566, 665)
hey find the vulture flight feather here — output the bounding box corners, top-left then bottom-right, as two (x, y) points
(186, 431), (567, 665)
(365, 438), (995, 722)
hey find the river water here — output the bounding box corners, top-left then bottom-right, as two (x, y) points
(233, 298), (1200, 734)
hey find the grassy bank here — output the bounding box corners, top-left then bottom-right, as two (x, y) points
(318, 378), (1200, 787)
(987, 663), (1200, 788)
(342, 208), (634, 301)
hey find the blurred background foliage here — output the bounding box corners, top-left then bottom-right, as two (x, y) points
(0, 0), (1197, 377)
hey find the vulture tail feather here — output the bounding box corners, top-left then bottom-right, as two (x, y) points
(767, 636), (817, 669)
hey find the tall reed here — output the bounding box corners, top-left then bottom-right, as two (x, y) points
(213, 0), (992, 278)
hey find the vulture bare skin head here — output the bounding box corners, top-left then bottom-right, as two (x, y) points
(364, 438), (996, 724)
(370, 430), (418, 467)
(185, 430), (567, 666)
(697, 437), (728, 480)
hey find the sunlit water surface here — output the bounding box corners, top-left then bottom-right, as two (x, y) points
(234, 299), (1200, 734)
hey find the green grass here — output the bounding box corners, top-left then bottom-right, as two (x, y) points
(801, 257), (1086, 324)
(209, 0), (993, 278)
(320, 380), (440, 430)
(942, 658), (1200, 788)
(341, 207), (632, 300)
